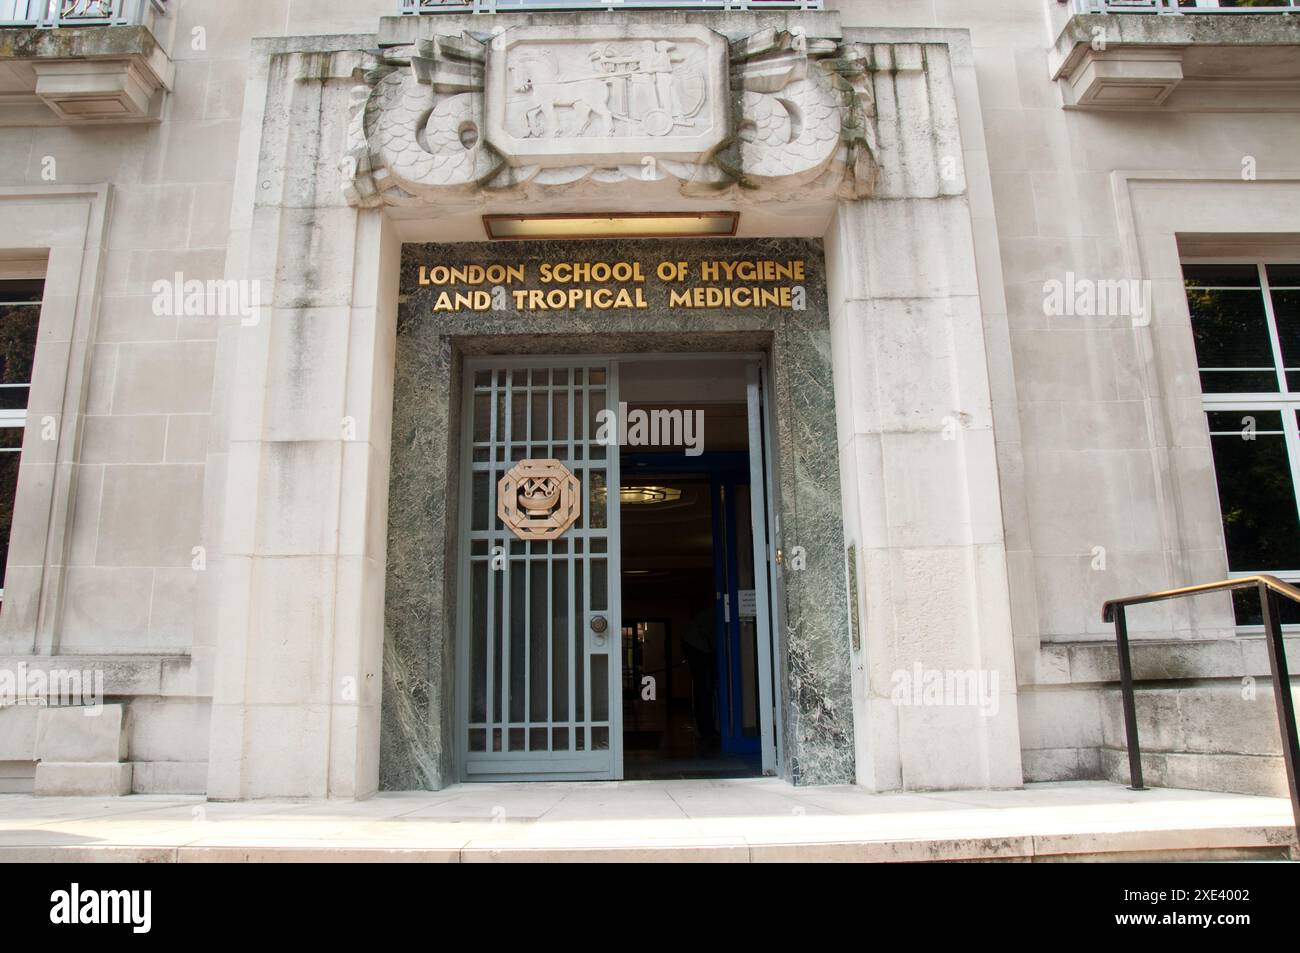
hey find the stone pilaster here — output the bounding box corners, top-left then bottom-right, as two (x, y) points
(826, 39), (1023, 791)
(206, 46), (397, 799)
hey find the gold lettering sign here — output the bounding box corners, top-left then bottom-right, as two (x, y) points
(497, 459), (581, 541)
(414, 258), (808, 314)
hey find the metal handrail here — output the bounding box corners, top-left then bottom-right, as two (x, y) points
(1102, 575), (1300, 838)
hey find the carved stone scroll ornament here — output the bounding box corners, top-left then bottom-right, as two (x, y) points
(343, 34), (502, 207)
(341, 25), (878, 208)
(717, 29), (877, 200)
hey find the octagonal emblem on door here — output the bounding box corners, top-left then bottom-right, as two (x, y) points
(498, 458), (582, 540)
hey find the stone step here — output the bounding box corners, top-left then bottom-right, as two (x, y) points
(0, 781), (1294, 863)
(1101, 747), (1290, 798)
(3, 825), (1294, 863)
(1099, 682), (1298, 796)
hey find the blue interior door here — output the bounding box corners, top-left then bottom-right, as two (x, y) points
(712, 477), (761, 756)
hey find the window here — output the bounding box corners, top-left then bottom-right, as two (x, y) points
(0, 278), (41, 603)
(1186, 262), (1300, 625)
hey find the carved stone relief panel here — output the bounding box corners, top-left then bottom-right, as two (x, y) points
(484, 24), (728, 167)
(342, 21), (880, 207)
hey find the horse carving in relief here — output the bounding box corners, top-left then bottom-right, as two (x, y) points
(509, 50), (616, 138)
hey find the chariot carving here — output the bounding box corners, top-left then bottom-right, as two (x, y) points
(507, 40), (708, 140)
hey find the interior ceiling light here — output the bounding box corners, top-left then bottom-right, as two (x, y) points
(620, 486), (683, 506)
(483, 212), (738, 241)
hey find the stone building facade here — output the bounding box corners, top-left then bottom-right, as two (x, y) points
(0, 0), (1296, 799)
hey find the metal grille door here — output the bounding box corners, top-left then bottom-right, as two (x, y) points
(457, 360), (622, 780)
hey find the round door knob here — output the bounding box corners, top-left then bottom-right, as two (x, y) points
(590, 615), (608, 634)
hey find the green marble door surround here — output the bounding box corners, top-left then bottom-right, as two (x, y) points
(381, 237), (855, 788)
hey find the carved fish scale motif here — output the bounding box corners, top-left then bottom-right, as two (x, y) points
(367, 71), (502, 194)
(732, 78), (843, 183)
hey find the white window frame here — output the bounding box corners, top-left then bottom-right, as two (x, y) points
(1186, 257), (1300, 616)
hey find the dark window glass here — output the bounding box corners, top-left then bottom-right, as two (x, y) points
(0, 280), (43, 304)
(1206, 410), (1283, 435)
(1266, 264), (1300, 288)
(1200, 371), (1279, 393)
(1207, 416), (1300, 572)
(1182, 264), (1261, 289)
(0, 301), (39, 412)
(0, 282), (40, 416)
(0, 439), (19, 593)
(0, 387), (30, 412)
(0, 280), (40, 597)
(0, 304), (38, 383)
(1271, 287), (1299, 382)
(1189, 266), (1300, 626)
(1186, 286), (1276, 392)
(1231, 588), (1300, 628)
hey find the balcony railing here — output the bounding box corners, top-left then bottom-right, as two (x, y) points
(400, 0), (822, 13)
(1073, 0), (1298, 13)
(0, 0), (165, 28)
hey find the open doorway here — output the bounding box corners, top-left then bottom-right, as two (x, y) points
(451, 352), (782, 782)
(619, 359), (766, 780)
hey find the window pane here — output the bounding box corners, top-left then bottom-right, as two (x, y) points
(1265, 264), (1300, 288)
(1199, 371), (1278, 393)
(1206, 410), (1283, 435)
(0, 303), (39, 391)
(1231, 588), (1300, 628)
(0, 437), (21, 593)
(1207, 417), (1300, 571)
(0, 387), (30, 411)
(1271, 287), (1299, 381)
(1183, 264), (1260, 289)
(1186, 286), (1276, 393)
(0, 280), (43, 304)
